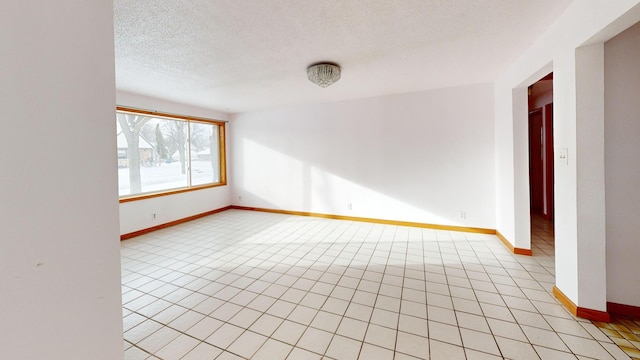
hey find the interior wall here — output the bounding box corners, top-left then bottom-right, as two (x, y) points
(494, 0), (640, 309)
(116, 91), (232, 235)
(231, 84), (496, 229)
(604, 20), (640, 307)
(0, 1), (123, 359)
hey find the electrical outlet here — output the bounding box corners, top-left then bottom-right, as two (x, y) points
(347, 203), (353, 210)
(459, 211), (466, 219)
(151, 213), (157, 220)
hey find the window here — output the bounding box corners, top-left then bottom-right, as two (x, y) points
(116, 107), (226, 200)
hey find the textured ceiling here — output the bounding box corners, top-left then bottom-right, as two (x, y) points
(114, 0), (573, 113)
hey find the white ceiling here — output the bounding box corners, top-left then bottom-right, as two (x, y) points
(114, 0), (573, 114)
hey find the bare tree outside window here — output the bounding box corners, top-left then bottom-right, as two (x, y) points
(117, 112), (150, 194)
(165, 121), (187, 175)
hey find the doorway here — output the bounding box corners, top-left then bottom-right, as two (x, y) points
(528, 73), (554, 224)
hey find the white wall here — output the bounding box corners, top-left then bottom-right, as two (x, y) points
(116, 91), (232, 235)
(494, 1), (640, 311)
(604, 21), (640, 307)
(231, 84), (496, 229)
(0, 1), (123, 359)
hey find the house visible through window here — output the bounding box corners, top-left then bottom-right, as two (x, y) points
(116, 107), (226, 199)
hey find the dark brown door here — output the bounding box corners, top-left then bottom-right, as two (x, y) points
(543, 103), (554, 220)
(529, 109), (544, 214)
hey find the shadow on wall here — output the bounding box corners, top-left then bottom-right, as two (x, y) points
(231, 84), (496, 229)
(237, 138), (450, 225)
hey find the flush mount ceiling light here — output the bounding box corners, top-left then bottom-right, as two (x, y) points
(307, 63), (341, 88)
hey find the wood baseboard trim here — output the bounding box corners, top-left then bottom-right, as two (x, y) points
(495, 231), (533, 256)
(229, 205), (496, 235)
(607, 302), (640, 318)
(552, 285), (578, 315)
(553, 286), (611, 322)
(120, 206), (233, 240)
(576, 307), (610, 322)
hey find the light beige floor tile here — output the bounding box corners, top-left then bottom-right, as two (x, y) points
(521, 324), (570, 352)
(510, 308), (553, 331)
(180, 342), (223, 360)
(152, 304), (188, 324)
(227, 307), (262, 328)
(300, 292), (327, 309)
(429, 339), (465, 360)
(559, 333), (615, 360)
(210, 301), (243, 322)
(204, 323), (244, 349)
(345, 303), (374, 322)
(495, 336), (540, 360)
(460, 328), (500, 356)
(325, 334), (363, 360)
(281, 288), (308, 303)
(252, 338), (293, 360)
(599, 340), (637, 360)
(286, 347), (322, 360)
(336, 317), (369, 341)
(137, 327), (181, 354)
(456, 311), (491, 333)
(297, 327), (334, 354)
(396, 331), (429, 359)
(473, 290), (504, 306)
(191, 296), (225, 315)
(426, 292), (454, 310)
(479, 302), (516, 322)
(136, 299), (172, 318)
(123, 346), (151, 360)
(545, 315), (593, 338)
(322, 297), (350, 315)
(215, 351), (245, 360)
(310, 310), (342, 333)
(227, 331), (268, 359)
(370, 308), (399, 329)
(123, 313), (148, 333)
(487, 318), (528, 342)
(267, 300), (297, 319)
(395, 352), (424, 359)
(167, 310), (205, 332)
(428, 320), (462, 346)
(288, 305), (319, 325)
(364, 323), (397, 350)
(452, 297), (484, 315)
(229, 289), (259, 306)
(358, 343), (394, 360)
(428, 305), (457, 324)
(464, 348), (504, 360)
(401, 299), (428, 318)
(155, 334), (199, 359)
(533, 345), (579, 360)
(249, 313), (284, 337)
(272, 320), (307, 345)
(398, 314), (429, 337)
(184, 316), (224, 340)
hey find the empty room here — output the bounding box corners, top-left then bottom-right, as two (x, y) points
(3, 1), (640, 359)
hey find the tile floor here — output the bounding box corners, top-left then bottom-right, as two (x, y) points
(594, 316), (640, 359)
(121, 210), (633, 359)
